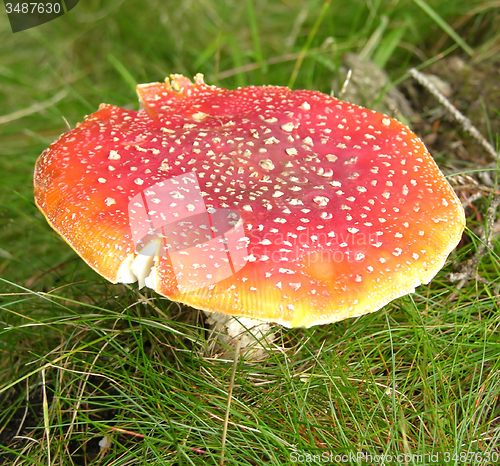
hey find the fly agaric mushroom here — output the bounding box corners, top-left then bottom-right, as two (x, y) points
(34, 74), (465, 328)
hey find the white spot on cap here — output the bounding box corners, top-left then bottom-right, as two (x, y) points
(317, 168), (333, 178)
(300, 102), (311, 110)
(259, 159), (275, 171)
(313, 196), (329, 207)
(281, 122), (295, 132)
(98, 178), (107, 183)
(108, 150), (120, 160)
(104, 197), (116, 206)
(382, 118), (391, 126)
(134, 178), (144, 185)
(191, 111), (209, 121)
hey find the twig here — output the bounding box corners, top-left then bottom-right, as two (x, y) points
(219, 338), (241, 466)
(108, 426), (145, 438)
(449, 195), (500, 298)
(339, 69), (352, 99)
(461, 192), (483, 210)
(0, 89), (68, 125)
(409, 68), (498, 161)
(41, 368), (51, 466)
(453, 184), (500, 196)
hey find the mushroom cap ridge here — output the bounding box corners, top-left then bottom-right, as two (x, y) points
(34, 74), (465, 328)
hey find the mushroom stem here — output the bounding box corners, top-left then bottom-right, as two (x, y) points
(204, 311), (275, 360)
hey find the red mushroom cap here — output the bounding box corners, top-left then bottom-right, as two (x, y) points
(34, 74), (465, 327)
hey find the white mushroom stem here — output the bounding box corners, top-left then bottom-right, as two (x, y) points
(204, 311), (275, 359)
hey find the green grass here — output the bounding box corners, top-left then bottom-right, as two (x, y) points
(1, 0), (500, 464)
